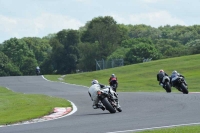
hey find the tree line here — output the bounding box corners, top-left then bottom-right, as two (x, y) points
(1, 16), (200, 76)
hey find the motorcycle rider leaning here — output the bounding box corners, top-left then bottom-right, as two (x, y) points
(157, 69), (169, 87)
(88, 80), (106, 111)
(170, 70), (187, 87)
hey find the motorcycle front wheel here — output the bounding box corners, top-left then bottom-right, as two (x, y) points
(101, 98), (116, 113)
(180, 83), (189, 94)
(165, 82), (171, 93)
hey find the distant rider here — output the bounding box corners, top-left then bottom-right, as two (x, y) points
(88, 80), (106, 111)
(157, 69), (169, 87)
(35, 66), (40, 75)
(108, 74), (118, 92)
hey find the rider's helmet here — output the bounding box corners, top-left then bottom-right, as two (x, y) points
(111, 74), (115, 77)
(159, 69), (164, 73)
(91, 79), (99, 85)
(172, 70), (177, 74)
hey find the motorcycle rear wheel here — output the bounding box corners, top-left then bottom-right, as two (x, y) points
(111, 84), (117, 92)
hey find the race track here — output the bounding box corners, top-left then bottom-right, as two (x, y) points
(0, 76), (200, 133)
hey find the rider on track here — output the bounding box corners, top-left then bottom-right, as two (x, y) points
(108, 74), (118, 92)
(157, 69), (169, 87)
(88, 79), (106, 111)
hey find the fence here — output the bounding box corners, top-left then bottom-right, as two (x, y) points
(95, 59), (124, 70)
(143, 58), (152, 62)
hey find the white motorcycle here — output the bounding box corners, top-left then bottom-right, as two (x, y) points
(97, 86), (122, 113)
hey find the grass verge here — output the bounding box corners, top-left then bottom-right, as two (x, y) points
(137, 125), (200, 133)
(0, 86), (71, 125)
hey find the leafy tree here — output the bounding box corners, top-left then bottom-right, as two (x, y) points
(186, 39), (200, 54)
(159, 25), (199, 45)
(81, 16), (121, 59)
(78, 21), (90, 35)
(163, 46), (189, 58)
(117, 24), (130, 44)
(124, 43), (160, 65)
(107, 47), (130, 60)
(0, 44), (2, 51)
(42, 33), (57, 40)
(158, 25), (172, 39)
(155, 39), (190, 58)
(155, 39), (182, 48)
(127, 24), (162, 40)
(22, 37), (52, 65)
(121, 38), (153, 48)
(49, 37), (64, 73)
(40, 55), (54, 74)
(0, 52), (21, 76)
(2, 38), (35, 72)
(179, 31), (197, 44)
(54, 29), (80, 74)
(77, 42), (99, 71)
(20, 57), (38, 75)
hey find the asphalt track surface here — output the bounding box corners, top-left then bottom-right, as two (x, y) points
(0, 76), (200, 133)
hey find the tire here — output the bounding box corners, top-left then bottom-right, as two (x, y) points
(165, 82), (171, 93)
(111, 84), (117, 92)
(180, 83), (189, 94)
(101, 98), (116, 113)
(117, 107), (122, 112)
(36, 71), (40, 75)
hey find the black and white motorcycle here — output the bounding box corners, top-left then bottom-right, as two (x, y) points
(171, 76), (188, 94)
(97, 86), (122, 113)
(161, 76), (172, 93)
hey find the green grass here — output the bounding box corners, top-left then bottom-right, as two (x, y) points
(44, 54), (200, 92)
(137, 125), (200, 133)
(0, 86), (71, 125)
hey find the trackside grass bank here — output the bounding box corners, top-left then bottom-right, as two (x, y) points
(0, 86), (71, 125)
(44, 54), (200, 92)
(137, 125), (200, 133)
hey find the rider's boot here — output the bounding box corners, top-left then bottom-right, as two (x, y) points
(116, 99), (121, 109)
(93, 104), (105, 111)
(100, 106), (105, 111)
(97, 104), (105, 111)
(93, 105), (98, 109)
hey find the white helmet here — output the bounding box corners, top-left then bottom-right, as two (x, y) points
(91, 79), (98, 85)
(172, 70), (177, 74)
(111, 74), (115, 77)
